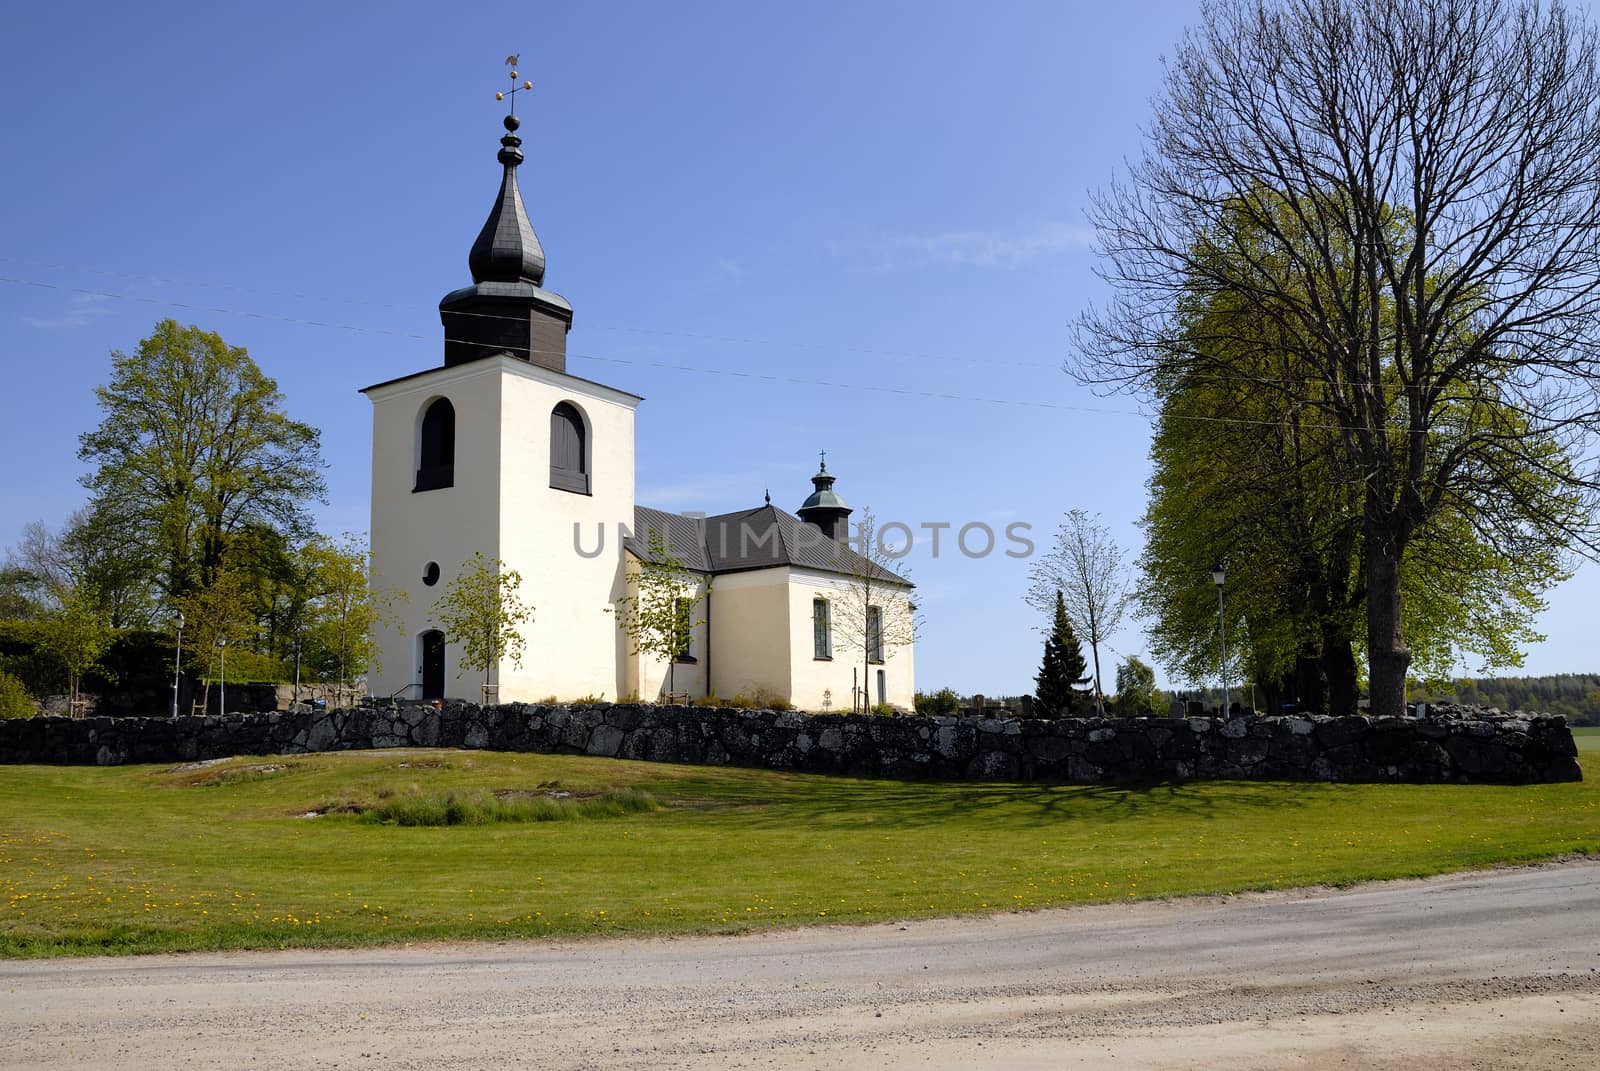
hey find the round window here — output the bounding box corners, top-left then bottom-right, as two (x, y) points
(422, 561), (441, 586)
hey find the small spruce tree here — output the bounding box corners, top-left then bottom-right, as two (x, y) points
(1035, 589), (1091, 716)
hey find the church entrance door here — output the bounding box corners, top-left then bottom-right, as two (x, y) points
(421, 630), (446, 700)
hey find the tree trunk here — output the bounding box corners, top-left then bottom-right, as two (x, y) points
(1364, 528), (1411, 718)
(1319, 634), (1358, 717)
(1089, 642), (1104, 717)
(1289, 650), (1321, 715)
(1257, 670), (1290, 716)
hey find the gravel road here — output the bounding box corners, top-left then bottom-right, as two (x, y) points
(4, 860), (1598, 1069)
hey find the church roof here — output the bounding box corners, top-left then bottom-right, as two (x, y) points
(628, 504), (910, 586)
(357, 353), (642, 401)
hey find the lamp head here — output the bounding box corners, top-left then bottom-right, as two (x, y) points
(1211, 565), (1226, 587)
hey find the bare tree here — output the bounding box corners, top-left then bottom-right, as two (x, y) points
(1075, 0), (1600, 716)
(1027, 511), (1131, 716)
(825, 507), (919, 713)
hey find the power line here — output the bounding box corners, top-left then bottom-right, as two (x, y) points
(0, 276), (1128, 420)
(3, 258), (1547, 390)
(0, 255), (1059, 371)
(0, 274), (1540, 440)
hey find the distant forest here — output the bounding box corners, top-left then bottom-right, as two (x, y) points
(1409, 675), (1600, 725)
(1124, 675), (1600, 724)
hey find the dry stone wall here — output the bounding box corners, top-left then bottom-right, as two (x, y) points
(0, 701), (1581, 784)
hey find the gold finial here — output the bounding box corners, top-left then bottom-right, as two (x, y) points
(498, 54), (532, 115)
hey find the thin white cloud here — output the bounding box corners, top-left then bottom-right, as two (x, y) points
(831, 221), (1093, 270)
(713, 256), (746, 280)
(23, 292), (114, 329)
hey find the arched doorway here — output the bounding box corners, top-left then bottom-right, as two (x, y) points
(420, 630), (446, 700)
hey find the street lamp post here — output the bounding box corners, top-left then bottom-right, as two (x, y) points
(216, 636), (228, 716)
(171, 611), (185, 719)
(1211, 564), (1229, 717)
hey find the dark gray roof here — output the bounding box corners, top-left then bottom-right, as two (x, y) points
(627, 504), (910, 586)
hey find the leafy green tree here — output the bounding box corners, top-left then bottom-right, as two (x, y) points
(174, 566), (253, 713)
(1112, 655), (1162, 716)
(914, 688), (961, 717)
(78, 320), (326, 601)
(300, 533), (401, 705)
(1076, 0), (1600, 716)
(0, 670), (35, 719)
(6, 510), (155, 628)
(0, 566), (45, 621)
(1136, 208), (1566, 713)
(37, 581), (113, 716)
(1034, 590), (1091, 716)
(434, 552), (533, 704)
(61, 510), (157, 629)
(615, 530), (709, 698)
(230, 523), (312, 661)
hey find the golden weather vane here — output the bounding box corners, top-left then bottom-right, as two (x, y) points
(495, 54), (534, 115)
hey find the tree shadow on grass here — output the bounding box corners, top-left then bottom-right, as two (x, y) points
(645, 772), (1309, 832)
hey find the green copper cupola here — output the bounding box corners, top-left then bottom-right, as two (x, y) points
(797, 452), (852, 541)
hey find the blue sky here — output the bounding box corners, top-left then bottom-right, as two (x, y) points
(2, 0), (1596, 693)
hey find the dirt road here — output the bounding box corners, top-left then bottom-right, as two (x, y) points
(4, 861), (1598, 1069)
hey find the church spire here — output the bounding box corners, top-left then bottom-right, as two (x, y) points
(438, 57), (573, 372)
(467, 100), (546, 286)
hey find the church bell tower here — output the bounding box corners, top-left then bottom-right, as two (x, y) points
(363, 61), (641, 704)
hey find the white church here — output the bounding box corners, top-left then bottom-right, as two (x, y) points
(362, 106), (915, 711)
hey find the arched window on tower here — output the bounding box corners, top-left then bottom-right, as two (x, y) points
(415, 398), (456, 492)
(549, 401), (590, 494)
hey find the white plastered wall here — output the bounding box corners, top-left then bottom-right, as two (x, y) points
(620, 554), (710, 702)
(706, 567), (792, 701)
(366, 362), (504, 701)
(788, 568), (916, 712)
(494, 360), (638, 702)
(366, 355), (639, 703)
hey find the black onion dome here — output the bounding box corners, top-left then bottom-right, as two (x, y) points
(467, 115), (546, 286)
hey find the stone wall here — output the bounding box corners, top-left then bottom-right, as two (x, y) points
(0, 701), (1581, 784)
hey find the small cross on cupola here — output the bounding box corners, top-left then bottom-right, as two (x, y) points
(437, 54), (574, 372)
(797, 451), (853, 541)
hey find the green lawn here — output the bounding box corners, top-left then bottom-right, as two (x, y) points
(2, 749), (1596, 958)
(1573, 726), (1600, 752)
